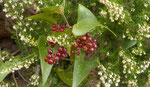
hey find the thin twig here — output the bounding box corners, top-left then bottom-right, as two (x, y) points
(18, 71), (29, 83)
(11, 50), (19, 56)
(12, 72), (19, 87)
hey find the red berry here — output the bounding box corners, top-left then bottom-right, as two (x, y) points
(79, 43), (83, 48)
(81, 35), (87, 41)
(58, 46), (63, 52)
(56, 29), (59, 32)
(48, 59), (54, 64)
(53, 53), (57, 56)
(62, 48), (67, 53)
(76, 47), (80, 51)
(52, 28), (57, 31)
(93, 39), (96, 42)
(87, 42), (93, 48)
(54, 56), (59, 62)
(89, 48), (94, 53)
(44, 57), (48, 62)
(93, 43), (97, 49)
(46, 54), (52, 59)
(87, 37), (92, 42)
(61, 53), (66, 58)
(60, 28), (64, 32)
(76, 51), (80, 55)
(47, 41), (52, 44)
(86, 32), (90, 37)
(56, 52), (61, 57)
(76, 38), (81, 43)
(52, 24), (56, 28)
(61, 25), (66, 29)
(83, 46), (88, 52)
(71, 50), (74, 54)
(64, 53), (68, 57)
(51, 43), (56, 48)
(48, 49), (53, 54)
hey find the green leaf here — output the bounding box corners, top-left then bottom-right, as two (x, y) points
(57, 69), (73, 86)
(72, 51), (99, 87)
(41, 6), (63, 15)
(72, 4), (99, 36)
(122, 39), (137, 50)
(38, 36), (53, 86)
(0, 53), (36, 82)
(27, 13), (57, 24)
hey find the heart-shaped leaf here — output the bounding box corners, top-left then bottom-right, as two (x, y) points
(72, 51), (99, 87)
(72, 4), (99, 36)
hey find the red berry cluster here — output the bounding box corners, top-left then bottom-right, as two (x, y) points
(48, 41), (56, 48)
(51, 24), (66, 32)
(44, 45), (68, 65)
(71, 32), (97, 56)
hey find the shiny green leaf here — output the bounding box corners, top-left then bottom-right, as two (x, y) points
(72, 51), (99, 87)
(72, 4), (99, 36)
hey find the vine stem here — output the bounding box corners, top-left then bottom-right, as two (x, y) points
(18, 71), (29, 83)
(62, 0), (72, 29)
(12, 72), (19, 87)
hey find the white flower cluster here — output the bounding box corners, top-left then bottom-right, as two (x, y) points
(144, 15), (149, 21)
(119, 50), (137, 74)
(136, 60), (150, 74)
(0, 81), (15, 87)
(99, 0), (125, 22)
(0, 55), (37, 74)
(47, 34), (75, 47)
(29, 74), (39, 86)
(144, 3), (148, 8)
(100, 10), (107, 18)
(3, 0), (45, 46)
(97, 64), (120, 87)
(124, 23), (150, 41)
